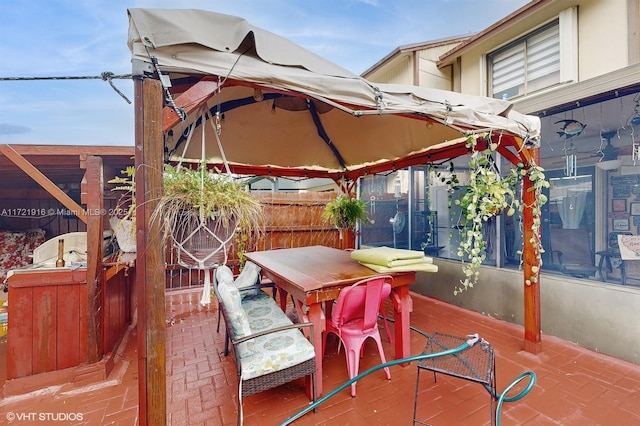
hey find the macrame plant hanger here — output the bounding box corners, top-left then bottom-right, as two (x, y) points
(173, 105), (236, 306)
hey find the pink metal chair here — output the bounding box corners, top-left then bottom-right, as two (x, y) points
(323, 275), (393, 396)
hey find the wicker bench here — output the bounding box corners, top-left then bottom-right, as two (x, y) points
(214, 266), (316, 425)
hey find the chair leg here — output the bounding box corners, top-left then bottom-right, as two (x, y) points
(380, 307), (392, 343)
(346, 345), (362, 397)
(373, 334), (391, 380)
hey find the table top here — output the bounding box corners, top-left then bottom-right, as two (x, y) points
(245, 245), (413, 294)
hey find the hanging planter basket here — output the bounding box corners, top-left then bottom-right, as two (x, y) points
(171, 210), (238, 269)
(152, 164), (263, 269)
(154, 106), (263, 305)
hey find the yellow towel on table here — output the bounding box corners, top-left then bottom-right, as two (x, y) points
(359, 262), (438, 273)
(350, 246), (430, 267)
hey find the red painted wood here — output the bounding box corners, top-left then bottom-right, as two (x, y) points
(7, 286), (34, 378)
(523, 147), (542, 352)
(31, 285), (57, 374)
(57, 283), (82, 369)
(103, 268), (132, 352)
(163, 79), (220, 132)
(7, 270), (89, 379)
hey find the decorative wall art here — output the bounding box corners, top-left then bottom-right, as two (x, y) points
(612, 198), (627, 212)
(613, 185), (632, 198)
(613, 218), (630, 231)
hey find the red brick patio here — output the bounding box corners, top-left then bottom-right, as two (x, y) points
(1, 287), (639, 425)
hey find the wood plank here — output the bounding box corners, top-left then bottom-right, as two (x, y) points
(7, 286), (34, 379)
(84, 155), (104, 363)
(163, 79), (220, 132)
(31, 285), (58, 374)
(0, 144), (88, 224)
(56, 282), (82, 369)
(136, 76), (167, 426)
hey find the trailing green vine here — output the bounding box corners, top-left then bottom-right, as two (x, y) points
(436, 134), (549, 295)
(517, 161), (549, 287)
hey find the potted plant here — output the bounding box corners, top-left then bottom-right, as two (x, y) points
(108, 165), (137, 253)
(152, 162), (264, 267)
(442, 135), (548, 295)
(322, 193), (368, 249)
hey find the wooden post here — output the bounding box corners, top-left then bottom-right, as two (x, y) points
(523, 147), (542, 353)
(135, 76), (166, 425)
(82, 155), (104, 363)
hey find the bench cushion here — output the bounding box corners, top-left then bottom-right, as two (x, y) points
(218, 281), (252, 337)
(234, 261), (261, 296)
(237, 292), (315, 380)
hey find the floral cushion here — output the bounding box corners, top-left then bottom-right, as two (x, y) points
(236, 291), (315, 380)
(234, 261), (261, 296)
(0, 229), (45, 285)
(216, 265), (235, 286)
(218, 280), (252, 338)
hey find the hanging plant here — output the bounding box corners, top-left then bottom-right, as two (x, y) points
(445, 134), (548, 295)
(322, 194), (368, 230)
(517, 161), (549, 288)
(108, 165), (137, 252)
(322, 193), (368, 249)
(152, 162), (264, 266)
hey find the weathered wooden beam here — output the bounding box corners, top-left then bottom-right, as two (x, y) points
(163, 79), (220, 132)
(0, 144), (87, 224)
(135, 76), (166, 426)
(83, 155), (104, 363)
(523, 147), (542, 353)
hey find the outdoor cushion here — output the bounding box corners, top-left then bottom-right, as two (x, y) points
(350, 246), (426, 267)
(234, 261), (261, 296)
(216, 265), (235, 286)
(236, 291), (315, 380)
(218, 280), (252, 338)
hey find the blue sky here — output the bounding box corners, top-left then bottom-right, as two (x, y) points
(0, 0), (530, 146)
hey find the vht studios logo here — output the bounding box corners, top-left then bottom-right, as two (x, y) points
(5, 411), (84, 422)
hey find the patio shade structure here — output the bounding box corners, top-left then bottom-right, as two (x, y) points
(127, 8), (542, 425)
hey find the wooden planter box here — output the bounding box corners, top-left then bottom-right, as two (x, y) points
(5, 264), (133, 382)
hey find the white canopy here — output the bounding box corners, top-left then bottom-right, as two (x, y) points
(127, 8), (540, 179)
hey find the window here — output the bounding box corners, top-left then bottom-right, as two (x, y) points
(489, 20), (560, 100)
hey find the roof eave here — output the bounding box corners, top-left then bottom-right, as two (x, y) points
(361, 35), (472, 77)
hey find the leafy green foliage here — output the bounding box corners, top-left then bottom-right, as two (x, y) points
(322, 194), (368, 230)
(439, 134), (549, 295)
(152, 163), (264, 258)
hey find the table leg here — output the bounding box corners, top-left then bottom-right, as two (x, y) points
(305, 301), (325, 397)
(390, 285), (412, 366)
(597, 254), (606, 282)
(278, 288), (288, 311)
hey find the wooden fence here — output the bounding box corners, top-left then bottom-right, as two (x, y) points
(165, 191), (346, 290)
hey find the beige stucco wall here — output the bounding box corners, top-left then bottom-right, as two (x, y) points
(366, 54), (414, 85)
(455, 0), (632, 96)
(578, 0), (630, 79)
(411, 259), (640, 365)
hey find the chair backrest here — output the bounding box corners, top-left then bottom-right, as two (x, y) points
(332, 275), (392, 332)
(549, 228), (594, 265)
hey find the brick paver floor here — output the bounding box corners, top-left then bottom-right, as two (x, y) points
(1, 287), (639, 425)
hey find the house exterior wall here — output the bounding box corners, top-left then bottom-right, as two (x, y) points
(454, 0), (634, 96)
(364, 41), (463, 89)
(426, 0), (640, 365)
(417, 49), (454, 90)
(366, 54), (414, 85)
(362, 0), (640, 364)
(412, 259), (640, 364)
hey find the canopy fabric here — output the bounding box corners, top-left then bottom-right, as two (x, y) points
(127, 8), (540, 179)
